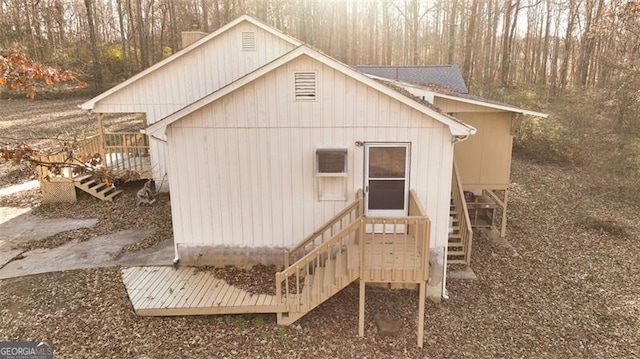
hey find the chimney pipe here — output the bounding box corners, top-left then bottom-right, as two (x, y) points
(181, 31), (207, 49)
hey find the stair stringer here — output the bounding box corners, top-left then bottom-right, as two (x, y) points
(276, 220), (363, 326)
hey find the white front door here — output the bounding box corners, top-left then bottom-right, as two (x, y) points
(364, 143), (410, 232)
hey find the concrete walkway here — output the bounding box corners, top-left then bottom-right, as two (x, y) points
(0, 229), (174, 279)
(0, 180), (173, 279)
(0, 180), (39, 196)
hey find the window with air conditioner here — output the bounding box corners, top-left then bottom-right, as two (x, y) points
(316, 148), (347, 201)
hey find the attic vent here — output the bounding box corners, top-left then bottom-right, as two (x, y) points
(294, 72), (317, 101)
(241, 32), (256, 51)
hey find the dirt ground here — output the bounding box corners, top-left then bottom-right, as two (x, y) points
(1, 99), (639, 358)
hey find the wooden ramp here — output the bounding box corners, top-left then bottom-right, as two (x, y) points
(122, 266), (283, 316)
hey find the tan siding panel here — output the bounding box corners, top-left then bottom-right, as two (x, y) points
(454, 112), (513, 189)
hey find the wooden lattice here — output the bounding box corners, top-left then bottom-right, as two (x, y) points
(41, 181), (77, 203)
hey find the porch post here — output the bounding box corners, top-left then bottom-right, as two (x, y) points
(358, 217), (365, 337)
(96, 113), (106, 160)
(358, 278), (365, 337)
(500, 189), (510, 238)
(417, 281), (426, 348)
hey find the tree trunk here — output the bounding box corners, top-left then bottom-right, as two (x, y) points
(116, 0), (130, 78)
(447, 0), (458, 64)
(463, 0), (479, 88)
(84, 0), (104, 91)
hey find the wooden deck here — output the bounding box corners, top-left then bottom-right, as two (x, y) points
(346, 235), (420, 268)
(122, 266), (283, 316)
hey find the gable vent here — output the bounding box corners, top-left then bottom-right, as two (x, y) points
(294, 72), (317, 101)
(241, 32), (256, 51)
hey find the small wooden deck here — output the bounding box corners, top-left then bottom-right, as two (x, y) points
(122, 266), (282, 316)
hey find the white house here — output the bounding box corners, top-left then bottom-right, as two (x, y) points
(144, 44), (476, 301)
(80, 15), (532, 304)
(80, 15), (301, 190)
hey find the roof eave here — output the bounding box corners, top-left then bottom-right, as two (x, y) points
(147, 46), (479, 136)
(431, 93), (549, 118)
(79, 15), (301, 111)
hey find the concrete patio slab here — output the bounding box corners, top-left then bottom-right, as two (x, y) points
(0, 180), (39, 197)
(0, 212), (98, 243)
(447, 266), (478, 280)
(0, 228), (165, 279)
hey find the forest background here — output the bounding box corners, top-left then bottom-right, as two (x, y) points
(1, 0), (639, 187)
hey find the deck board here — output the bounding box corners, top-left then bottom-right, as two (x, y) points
(122, 266), (282, 316)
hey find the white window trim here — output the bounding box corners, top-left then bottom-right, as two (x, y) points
(316, 148), (348, 201)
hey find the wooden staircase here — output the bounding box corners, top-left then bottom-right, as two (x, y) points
(275, 189), (432, 347)
(73, 174), (122, 201)
(447, 201), (466, 263)
(448, 160), (473, 265)
(277, 237), (360, 325)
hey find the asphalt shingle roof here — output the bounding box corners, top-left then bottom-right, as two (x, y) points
(353, 65), (469, 94)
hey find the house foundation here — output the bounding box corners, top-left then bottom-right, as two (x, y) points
(176, 244), (285, 268)
(426, 246), (445, 302)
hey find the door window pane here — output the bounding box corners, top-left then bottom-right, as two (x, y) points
(368, 147), (406, 178)
(368, 180), (405, 210)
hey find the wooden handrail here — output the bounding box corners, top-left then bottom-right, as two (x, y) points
(452, 160), (474, 264)
(284, 189), (363, 267)
(276, 218), (362, 309)
(409, 189), (427, 217)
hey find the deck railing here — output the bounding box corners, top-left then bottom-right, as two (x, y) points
(276, 218), (361, 313)
(36, 132), (151, 181)
(102, 132), (150, 172)
(74, 135), (102, 158)
(284, 189), (363, 267)
(452, 160), (473, 264)
(36, 152), (76, 181)
(277, 189), (431, 314)
(361, 190), (431, 283)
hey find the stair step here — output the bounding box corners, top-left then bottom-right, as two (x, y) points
(104, 189), (123, 201)
(91, 182), (107, 192)
(337, 250), (348, 279)
(448, 234), (462, 239)
(81, 179), (97, 188)
(74, 174), (93, 182)
(301, 274), (314, 304)
(447, 258), (467, 264)
(311, 267), (325, 297)
(448, 250), (465, 256)
(323, 259), (336, 289)
(347, 241), (359, 270)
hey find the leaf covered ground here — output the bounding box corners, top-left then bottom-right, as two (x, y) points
(1, 99), (639, 358)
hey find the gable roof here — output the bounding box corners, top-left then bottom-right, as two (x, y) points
(79, 15), (302, 111)
(354, 65), (469, 94)
(145, 46), (477, 137)
(368, 75), (548, 118)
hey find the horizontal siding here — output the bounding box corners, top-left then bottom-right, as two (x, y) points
(168, 56), (454, 250)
